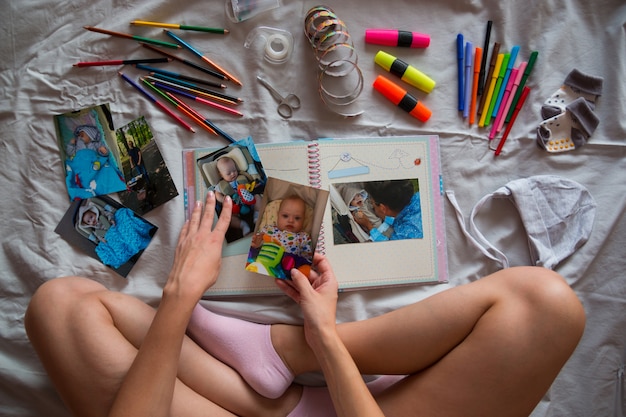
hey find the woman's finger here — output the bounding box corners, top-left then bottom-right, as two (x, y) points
(212, 195), (232, 234)
(198, 191), (216, 232)
(188, 199), (204, 231)
(275, 278), (301, 303)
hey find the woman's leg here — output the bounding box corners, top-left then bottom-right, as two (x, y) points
(276, 266), (585, 416)
(24, 276), (301, 417)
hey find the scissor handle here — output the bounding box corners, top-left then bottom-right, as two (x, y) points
(282, 93), (301, 110)
(277, 102), (293, 118)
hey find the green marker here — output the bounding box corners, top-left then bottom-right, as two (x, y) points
(506, 51), (538, 122)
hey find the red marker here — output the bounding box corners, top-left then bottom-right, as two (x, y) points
(373, 75), (432, 122)
(494, 86), (530, 156)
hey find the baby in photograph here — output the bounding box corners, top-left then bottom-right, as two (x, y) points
(214, 155), (260, 236)
(247, 195), (313, 278)
(77, 200), (155, 269)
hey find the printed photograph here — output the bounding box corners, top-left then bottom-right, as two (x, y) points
(55, 195), (157, 277)
(245, 177), (329, 280)
(196, 137), (267, 243)
(115, 116), (178, 214)
(53, 104), (126, 201)
(330, 179), (423, 244)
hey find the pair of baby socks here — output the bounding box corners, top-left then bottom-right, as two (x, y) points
(537, 68), (603, 153)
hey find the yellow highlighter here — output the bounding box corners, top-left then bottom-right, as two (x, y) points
(479, 53), (504, 127)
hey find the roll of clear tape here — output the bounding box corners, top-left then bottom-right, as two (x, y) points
(244, 26), (294, 64)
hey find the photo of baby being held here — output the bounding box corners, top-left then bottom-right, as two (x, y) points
(246, 177), (328, 280)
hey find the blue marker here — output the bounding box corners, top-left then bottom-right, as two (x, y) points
(457, 33), (465, 111)
(463, 41), (473, 118)
(492, 45), (519, 117)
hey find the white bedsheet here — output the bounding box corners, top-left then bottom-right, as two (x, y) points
(1, 0), (625, 415)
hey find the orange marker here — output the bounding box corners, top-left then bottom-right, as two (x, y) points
(373, 75), (432, 122)
(469, 47), (483, 125)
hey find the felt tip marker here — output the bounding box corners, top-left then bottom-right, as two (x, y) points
(373, 75), (432, 122)
(374, 50), (436, 93)
(457, 33), (464, 111)
(463, 41), (473, 118)
(365, 29), (430, 48)
(506, 50), (538, 122)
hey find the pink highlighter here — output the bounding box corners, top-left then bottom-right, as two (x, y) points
(365, 29), (430, 48)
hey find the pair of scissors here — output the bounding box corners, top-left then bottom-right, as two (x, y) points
(256, 75), (301, 118)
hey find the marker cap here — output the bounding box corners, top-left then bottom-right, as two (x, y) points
(373, 75), (431, 122)
(374, 51), (435, 93)
(365, 29), (430, 48)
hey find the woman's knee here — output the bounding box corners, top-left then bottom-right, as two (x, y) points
(25, 276), (107, 335)
(501, 266), (586, 338)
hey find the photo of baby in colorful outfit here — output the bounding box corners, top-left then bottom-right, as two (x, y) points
(245, 177), (328, 279)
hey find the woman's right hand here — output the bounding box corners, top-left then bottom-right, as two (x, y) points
(276, 253), (339, 347)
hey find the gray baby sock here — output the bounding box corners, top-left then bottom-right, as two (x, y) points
(541, 68), (603, 119)
(537, 97), (600, 153)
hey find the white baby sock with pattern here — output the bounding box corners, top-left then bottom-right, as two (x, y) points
(541, 68), (603, 120)
(537, 97), (600, 153)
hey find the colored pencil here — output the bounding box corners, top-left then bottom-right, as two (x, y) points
(118, 71), (194, 132)
(144, 76), (238, 105)
(73, 58), (171, 67)
(164, 30), (243, 86)
(131, 20), (228, 34)
(140, 43), (227, 81)
(134, 63), (226, 89)
(162, 90), (236, 143)
(149, 80), (243, 117)
(140, 78), (217, 135)
(84, 26), (181, 49)
(161, 91), (220, 136)
(142, 72), (241, 102)
(494, 87), (530, 156)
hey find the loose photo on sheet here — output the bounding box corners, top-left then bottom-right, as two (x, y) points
(53, 104), (126, 200)
(115, 116), (178, 214)
(55, 195), (157, 277)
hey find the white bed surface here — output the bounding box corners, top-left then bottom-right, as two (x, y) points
(1, 0), (625, 415)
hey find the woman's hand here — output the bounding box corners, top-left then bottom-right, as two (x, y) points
(164, 192), (232, 303)
(276, 253), (339, 347)
(277, 253), (386, 417)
